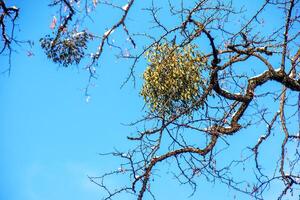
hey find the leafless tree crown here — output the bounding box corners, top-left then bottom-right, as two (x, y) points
(2, 0), (300, 199)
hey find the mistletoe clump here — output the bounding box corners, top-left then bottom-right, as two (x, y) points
(141, 43), (207, 116)
(40, 31), (90, 67)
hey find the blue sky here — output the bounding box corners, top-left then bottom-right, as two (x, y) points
(0, 1), (298, 200)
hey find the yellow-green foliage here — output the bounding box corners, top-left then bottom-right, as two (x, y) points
(141, 43), (207, 116)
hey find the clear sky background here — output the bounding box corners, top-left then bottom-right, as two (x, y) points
(0, 1), (297, 200)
